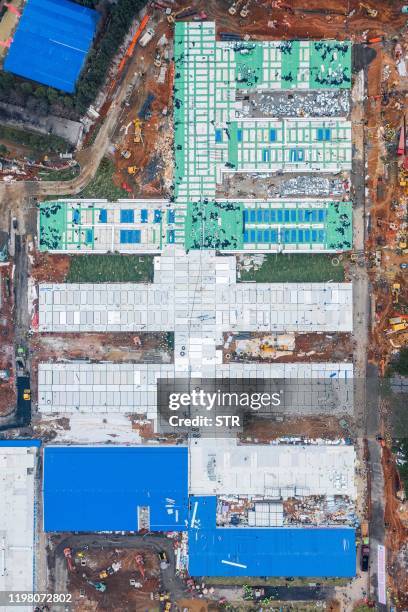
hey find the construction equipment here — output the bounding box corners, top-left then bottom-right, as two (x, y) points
(229, 0), (245, 15)
(392, 283), (401, 304)
(138, 27), (155, 48)
(120, 149), (131, 160)
(193, 11), (208, 20)
(63, 548), (75, 572)
(390, 322), (408, 333)
(154, 52), (162, 68)
(167, 6), (191, 23)
(135, 554), (145, 579)
(128, 166), (138, 175)
(377, 218), (398, 231)
(240, 1), (251, 17)
(359, 3), (378, 17)
(133, 119), (143, 143)
(99, 570), (108, 579)
(23, 389), (31, 401)
(138, 93), (155, 120)
(85, 580), (106, 593)
(397, 117), (406, 155)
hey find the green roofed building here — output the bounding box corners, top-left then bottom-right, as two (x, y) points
(173, 22), (353, 253)
(38, 199), (172, 253)
(39, 23), (353, 256)
(185, 199), (352, 253)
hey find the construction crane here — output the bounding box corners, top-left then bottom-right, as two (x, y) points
(167, 6), (191, 23)
(111, 14), (150, 91)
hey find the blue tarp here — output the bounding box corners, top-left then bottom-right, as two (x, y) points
(43, 446), (189, 532)
(4, 0), (99, 92)
(188, 497), (356, 577)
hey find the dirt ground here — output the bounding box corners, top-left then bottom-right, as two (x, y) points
(224, 332), (353, 363)
(241, 415), (353, 441)
(0, 264), (16, 415)
(31, 252), (70, 283)
(67, 547), (161, 612)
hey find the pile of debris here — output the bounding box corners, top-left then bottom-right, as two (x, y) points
(278, 175), (347, 197)
(237, 90), (350, 118)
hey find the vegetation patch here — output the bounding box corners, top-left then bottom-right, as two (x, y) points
(66, 254), (154, 283)
(38, 165), (80, 181)
(78, 157), (128, 200)
(0, 124), (70, 153)
(239, 253), (345, 283)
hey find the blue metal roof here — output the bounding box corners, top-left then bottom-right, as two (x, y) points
(188, 497), (356, 577)
(0, 439), (41, 447)
(43, 446), (189, 532)
(4, 0), (99, 93)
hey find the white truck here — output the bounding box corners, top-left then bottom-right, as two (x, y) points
(138, 28), (155, 48)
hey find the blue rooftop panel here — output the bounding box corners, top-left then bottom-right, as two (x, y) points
(188, 497), (356, 578)
(43, 446), (189, 532)
(4, 0), (99, 93)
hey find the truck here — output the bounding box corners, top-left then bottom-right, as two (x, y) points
(138, 28), (155, 47)
(138, 93), (155, 120)
(360, 521), (369, 571)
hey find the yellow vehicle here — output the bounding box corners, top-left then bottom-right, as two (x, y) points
(392, 322), (408, 332)
(99, 570), (108, 579)
(167, 6), (190, 23)
(23, 389), (31, 401)
(127, 166), (138, 175)
(133, 119), (142, 144)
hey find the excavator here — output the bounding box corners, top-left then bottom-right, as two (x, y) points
(359, 3), (378, 17)
(167, 6), (191, 23)
(133, 119), (143, 144)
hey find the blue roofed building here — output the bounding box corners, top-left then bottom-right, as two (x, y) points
(43, 446), (189, 532)
(188, 497), (356, 578)
(4, 0), (99, 93)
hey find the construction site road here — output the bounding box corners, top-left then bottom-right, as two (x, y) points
(50, 533), (188, 604)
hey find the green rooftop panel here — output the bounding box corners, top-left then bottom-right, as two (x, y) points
(279, 41), (301, 89)
(185, 201), (244, 251)
(235, 43), (264, 89)
(310, 41), (351, 89)
(39, 201), (66, 251)
(326, 201), (352, 249)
